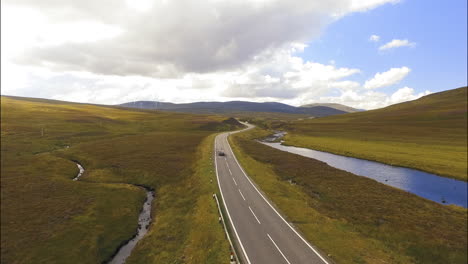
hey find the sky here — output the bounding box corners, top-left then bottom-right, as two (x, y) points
(1, 0), (467, 109)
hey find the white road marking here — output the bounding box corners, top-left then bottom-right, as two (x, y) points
(224, 129), (330, 264)
(267, 233), (291, 264)
(238, 189), (246, 201)
(248, 206), (261, 224)
(232, 177), (238, 186)
(214, 140), (252, 264)
(228, 167), (232, 175)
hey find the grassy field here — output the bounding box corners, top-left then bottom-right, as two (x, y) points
(282, 87), (467, 181)
(1, 96), (231, 263)
(230, 128), (467, 264)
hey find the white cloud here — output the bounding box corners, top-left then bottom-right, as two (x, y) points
(312, 87), (431, 110)
(369, 34), (380, 42)
(125, 0), (153, 12)
(221, 44), (361, 102)
(3, 43), (361, 106)
(349, 0), (400, 12)
(387, 86), (431, 105)
(3, 0), (400, 78)
(363, 66), (411, 89)
(379, 39), (416, 50)
(2, 52), (427, 110)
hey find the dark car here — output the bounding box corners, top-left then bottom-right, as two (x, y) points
(218, 151), (226, 156)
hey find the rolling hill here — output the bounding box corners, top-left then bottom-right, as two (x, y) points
(283, 86), (467, 180)
(300, 103), (363, 113)
(119, 100), (347, 117)
(0, 96), (231, 263)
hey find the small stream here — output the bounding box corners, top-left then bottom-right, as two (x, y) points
(109, 189), (155, 264)
(72, 163), (85, 181)
(71, 161), (155, 263)
(260, 132), (467, 208)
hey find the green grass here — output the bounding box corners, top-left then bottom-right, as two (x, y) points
(1, 96), (230, 263)
(283, 87), (467, 181)
(230, 128), (467, 264)
(125, 134), (230, 263)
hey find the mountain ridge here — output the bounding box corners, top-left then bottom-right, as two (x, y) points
(118, 100), (347, 117)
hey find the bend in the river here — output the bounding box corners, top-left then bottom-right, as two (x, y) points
(71, 161), (155, 263)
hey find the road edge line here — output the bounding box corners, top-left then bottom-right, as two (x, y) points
(227, 126), (331, 264)
(267, 233), (292, 264)
(214, 135), (252, 264)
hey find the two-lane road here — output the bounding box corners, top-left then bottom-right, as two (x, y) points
(215, 124), (330, 264)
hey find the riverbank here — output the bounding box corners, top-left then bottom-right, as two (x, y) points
(283, 133), (467, 181)
(259, 136), (467, 207)
(284, 87), (467, 181)
(230, 128), (467, 264)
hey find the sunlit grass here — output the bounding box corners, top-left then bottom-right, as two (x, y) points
(1, 96), (231, 263)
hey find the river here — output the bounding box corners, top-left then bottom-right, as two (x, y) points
(71, 161), (155, 263)
(260, 136), (467, 208)
(109, 188), (155, 264)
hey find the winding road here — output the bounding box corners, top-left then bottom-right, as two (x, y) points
(215, 124), (330, 264)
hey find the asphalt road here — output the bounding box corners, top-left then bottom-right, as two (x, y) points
(215, 123), (330, 264)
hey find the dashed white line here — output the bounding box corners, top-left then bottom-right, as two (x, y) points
(238, 189), (246, 201)
(225, 134), (330, 264)
(232, 177), (238, 186)
(226, 161), (232, 175)
(214, 139), (252, 264)
(267, 233), (291, 264)
(248, 206), (261, 224)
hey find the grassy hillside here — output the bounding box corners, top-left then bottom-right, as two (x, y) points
(230, 128), (467, 264)
(284, 87), (467, 180)
(1, 96), (230, 263)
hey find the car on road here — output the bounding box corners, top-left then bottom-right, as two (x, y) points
(218, 151), (226, 156)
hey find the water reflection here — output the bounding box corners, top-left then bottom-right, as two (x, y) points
(261, 142), (467, 208)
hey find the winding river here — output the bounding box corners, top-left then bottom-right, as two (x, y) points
(71, 161), (154, 263)
(109, 188), (155, 264)
(260, 134), (467, 208)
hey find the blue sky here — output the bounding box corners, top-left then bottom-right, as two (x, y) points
(304, 0), (467, 96)
(1, 0), (467, 109)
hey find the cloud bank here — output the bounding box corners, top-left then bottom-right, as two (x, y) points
(316, 87), (430, 110)
(2, 0), (417, 110)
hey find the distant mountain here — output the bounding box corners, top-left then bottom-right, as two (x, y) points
(118, 100), (347, 117)
(301, 103), (363, 113)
